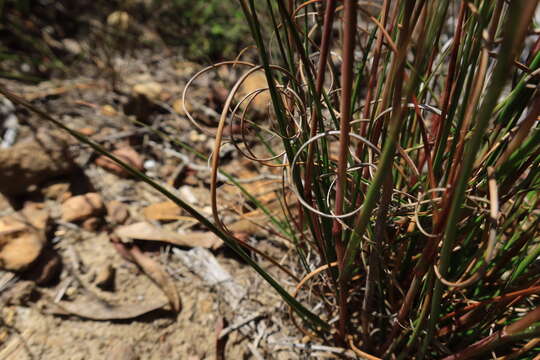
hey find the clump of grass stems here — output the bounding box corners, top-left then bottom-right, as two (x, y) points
(2, 0), (540, 358)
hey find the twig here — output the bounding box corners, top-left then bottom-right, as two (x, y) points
(54, 277), (73, 303)
(269, 341), (357, 358)
(218, 312), (266, 339)
(0, 272), (18, 293)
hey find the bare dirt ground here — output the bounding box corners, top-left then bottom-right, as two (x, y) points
(0, 51), (326, 359)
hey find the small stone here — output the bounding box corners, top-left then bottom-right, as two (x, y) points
(173, 98), (192, 116)
(0, 230), (43, 271)
(173, 61), (200, 78)
(41, 182), (71, 200)
(107, 11), (130, 31)
(106, 201), (130, 224)
(143, 159), (156, 170)
(107, 342), (138, 360)
(62, 38), (82, 55)
(133, 82), (162, 101)
(0, 206), (48, 271)
(95, 146), (144, 177)
(65, 286), (77, 298)
(61, 192), (104, 223)
(188, 130), (206, 143)
(78, 127), (96, 136)
(239, 72), (270, 114)
(0, 131), (74, 196)
(101, 105), (117, 117)
(2, 307), (15, 326)
(0, 329), (8, 343)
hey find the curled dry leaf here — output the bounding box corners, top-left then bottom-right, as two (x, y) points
(129, 245), (181, 312)
(115, 221), (222, 249)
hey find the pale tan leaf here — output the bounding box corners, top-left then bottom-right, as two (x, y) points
(143, 201), (185, 221)
(130, 246), (181, 312)
(115, 221), (222, 249)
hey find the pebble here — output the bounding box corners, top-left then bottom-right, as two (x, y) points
(61, 192), (104, 223)
(95, 146), (144, 177)
(106, 200), (130, 224)
(0, 205), (48, 271)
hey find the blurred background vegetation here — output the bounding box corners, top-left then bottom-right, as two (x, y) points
(0, 0), (250, 82)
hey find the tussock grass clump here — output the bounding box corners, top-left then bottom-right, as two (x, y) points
(2, 0), (539, 358)
(190, 1), (540, 358)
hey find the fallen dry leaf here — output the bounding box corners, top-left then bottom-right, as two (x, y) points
(143, 201), (185, 221)
(227, 199), (296, 237)
(115, 221), (222, 249)
(46, 298), (168, 320)
(129, 245), (181, 312)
